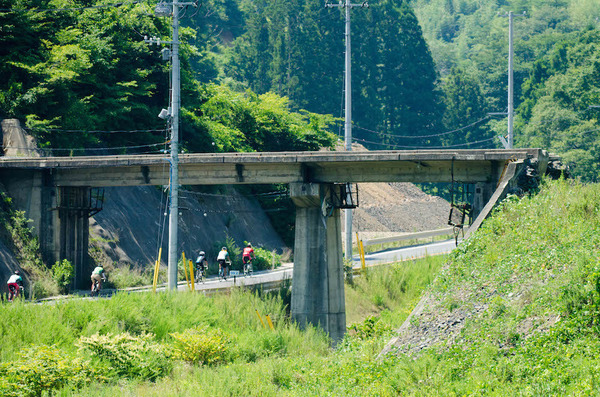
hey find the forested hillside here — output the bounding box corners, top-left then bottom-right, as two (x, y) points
(0, 0), (336, 154)
(2, 0), (600, 180)
(409, 0), (600, 181)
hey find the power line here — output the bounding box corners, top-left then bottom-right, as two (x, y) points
(180, 188), (288, 199)
(352, 136), (497, 149)
(353, 116), (491, 139)
(23, 127), (167, 134)
(3, 141), (169, 154)
(0, 0), (145, 13)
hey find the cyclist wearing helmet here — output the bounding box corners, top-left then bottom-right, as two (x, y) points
(195, 251), (208, 278)
(216, 247), (230, 280)
(242, 243), (255, 265)
(7, 270), (23, 301)
(90, 265), (107, 293)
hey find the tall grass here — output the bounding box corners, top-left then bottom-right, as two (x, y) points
(0, 250), (442, 395)
(53, 179), (600, 396)
(345, 255), (447, 326)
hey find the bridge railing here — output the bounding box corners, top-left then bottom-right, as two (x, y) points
(361, 227), (457, 248)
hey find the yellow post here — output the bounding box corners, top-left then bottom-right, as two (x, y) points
(359, 240), (366, 272)
(255, 309), (266, 328)
(152, 247), (162, 293)
(265, 315), (275, 330)
(182, 252), (190, 290)
(189, 260), (195, 292)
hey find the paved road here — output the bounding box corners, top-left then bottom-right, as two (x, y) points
(354, 239), (459, 267)
(53, 239), (459, 300)
(173, 265), (294, 293)
(163, 239), (460, 294)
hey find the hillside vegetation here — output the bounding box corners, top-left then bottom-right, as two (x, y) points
(0, 256), (446, 396)
(410, 0), (600, 181)
(2, 179), (600, 395)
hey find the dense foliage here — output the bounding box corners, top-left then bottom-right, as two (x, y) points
(215, 0), (443, 148)
(0, 0), (337, 155)
(409, 0), (600, 180)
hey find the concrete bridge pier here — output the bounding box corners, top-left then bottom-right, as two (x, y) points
(472, 182), (495, 221)
(289, 183), (346, 343)
(57, 187), (92, 289)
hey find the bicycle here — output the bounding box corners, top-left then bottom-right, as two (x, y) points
(195, 265), (207, 283)
(243, 258), (253, 277)
(7, 285), (23, 302)
(91, 279), (102, 297)
(219, 260), (231, 281)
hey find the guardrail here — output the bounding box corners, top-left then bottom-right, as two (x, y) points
(361, 227), (457, 247)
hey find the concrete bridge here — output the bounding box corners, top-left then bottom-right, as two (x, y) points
(0, 148), (550, 341)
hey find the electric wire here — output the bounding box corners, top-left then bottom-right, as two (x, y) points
(154, 120), (171, 263)
(353, 115), (492, 139)
(0, 0), (146, 13)
(3, 141), (170, 155)
(352, 136), (497, 149)
(180, 188), (288, 199)
(23, 127), (167, 134)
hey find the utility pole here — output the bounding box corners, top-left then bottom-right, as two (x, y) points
(499, 10), (525, 149)
(326, 0), (368, 261)
(148, 0), (195, 291)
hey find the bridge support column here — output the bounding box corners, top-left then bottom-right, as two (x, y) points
(472, 182), (494, 221)
(290, 183), (346, 343)
(57, 187), (91, 289)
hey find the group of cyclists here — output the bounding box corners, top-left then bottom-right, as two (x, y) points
(196, 243), (255, 282)
(4, 242), (256, 300)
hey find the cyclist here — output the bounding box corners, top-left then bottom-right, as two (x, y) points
(242, 243), (255, 275)
(216, 247), (230, 280)
(90, 265), (107, 295)
(7, 270), (23, 301)
(195, 251), (208, 282)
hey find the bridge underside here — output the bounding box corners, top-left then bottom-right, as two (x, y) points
(0, 149), (549, 342)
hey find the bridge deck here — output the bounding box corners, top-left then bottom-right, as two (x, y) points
(0, 149), (547, 186)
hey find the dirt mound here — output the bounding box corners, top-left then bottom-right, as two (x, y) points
(334, 143), (451, 237)
(351, 182), (449, 237)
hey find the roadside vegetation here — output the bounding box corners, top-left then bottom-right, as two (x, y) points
(2, 179), (600, 395)
(0, 255), (445, 396)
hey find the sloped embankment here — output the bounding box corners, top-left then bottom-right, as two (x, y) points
(89, 186), (286, 268)
(381, 179), (600, 393)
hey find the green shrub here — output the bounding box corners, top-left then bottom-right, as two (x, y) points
(77, 332), (171, 381)
(252, 247), (282, 271)
(52, 259), (74, 294)
(348, 315), (392, 341)
(0, 345), (101, 397)
(170, 325), (230, 365)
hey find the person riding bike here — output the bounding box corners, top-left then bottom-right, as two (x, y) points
(216, 247), (231, 280)
(90, 265), (107, 295)
(7, 270), (23, 301)
(195, 251), (208, 281)
(242, 243), (255, 275)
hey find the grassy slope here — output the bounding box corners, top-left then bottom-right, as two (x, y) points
(384, 179), (600, 395)
(3, 179), (599, 396)
(0, 256), (444, 396)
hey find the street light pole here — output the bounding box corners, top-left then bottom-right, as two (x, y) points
(326, 1), (368, 261)
(148, 1), (195, 291)
(507, 11), (514, 149)
(167, 0), (180, 291)
(500, 10), (525, 149)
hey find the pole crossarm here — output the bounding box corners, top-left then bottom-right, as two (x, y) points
(325, 2), (369, 8)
